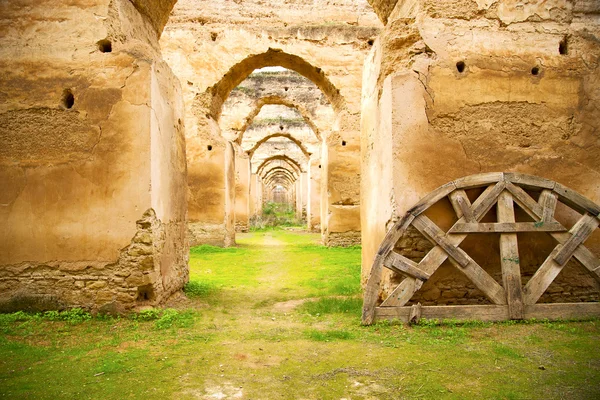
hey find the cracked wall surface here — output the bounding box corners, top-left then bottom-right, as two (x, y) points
(361, 0), (600, 303)
(0, 0), (188, 312)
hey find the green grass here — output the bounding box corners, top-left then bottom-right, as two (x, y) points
(1, 230), (599, 399)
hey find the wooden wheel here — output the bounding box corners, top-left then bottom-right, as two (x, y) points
(362, 172), (600, 325)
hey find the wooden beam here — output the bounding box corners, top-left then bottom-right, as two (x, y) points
(361, 214), (415, 325)
(554, 183), (600, 217)
(539, 190), (558, 222)
(373, 303), (600, 323)
(448, 222), (566, 233)
(505, 181), (544, 218)
(504, 173), (555, 190)
(497, 191), (524, 319)
(412, 215), (471, 267)
(374, 305), (510, 322)
(384, 252), (431, 281)
(524, 302), (600, 320)
(553, 214), (599, 266)
(454, 172), (504, 189)
(449, 190), (474, 222)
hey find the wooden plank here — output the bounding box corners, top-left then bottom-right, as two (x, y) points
(362, 214), (415, 325)
(449, 190), (474, 222)
(523, 302), (600, 320)
(374, 305), (510, 323)
(374, 303), (600, 323)
(448, 222), (566, 233)
(554, 183), (600, 217)
(454, 172), (504, 189)
(539, 190), (558, 222)
(412, 214), (471, 267)
(472, 181), (506, 220)
(504, 173), (555, 190)
(407, 181), (456, 216)
(505, 181), (544, 218)
(380, 277), (423, 307)
(384, 252), (431, 281)
(409, 303), (422, 324)
(497, 191), (524, 319)
(523, 245), (566, 305)
(553, 214), (599, 266)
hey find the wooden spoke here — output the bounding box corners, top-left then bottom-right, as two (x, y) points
(384, 252), (431, 281)
(412, 215), (471, 267)
(553, 214), (599, 266)
(449, 190), (475, 222)
(497, 191), (524, 319)
(539, 190), (558, 222)
(363, 173), (600, 325)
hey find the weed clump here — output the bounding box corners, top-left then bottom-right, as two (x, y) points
(184, 281), (217, 298)
(300, 297), (362, 316)
(250, 202), (303, 231)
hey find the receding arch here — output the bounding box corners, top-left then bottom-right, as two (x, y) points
(237, 96), (323, 143)
(262, 165), (298, 180)
(257, 158), (302, 178)
(256, 155), (303, 176)
(263, 167), (297, 184)
(265, 172), (295, 188)
(248, 133), (311, 158)
(265, 173), (295, 188)
(203, 48), (346, 119)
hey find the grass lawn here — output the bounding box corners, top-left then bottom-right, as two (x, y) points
(1, 230), (599, 399)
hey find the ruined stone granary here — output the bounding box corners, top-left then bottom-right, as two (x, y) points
(0, 0), (599, 314)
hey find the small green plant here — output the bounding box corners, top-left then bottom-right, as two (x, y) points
(43, 308), (91, 324)
(184, 281), (217, 298)
(299, 297), (362, 316)
(154, 309), (195, 330)
(133, 308), (161, 321)
(250, 202), (303, 230)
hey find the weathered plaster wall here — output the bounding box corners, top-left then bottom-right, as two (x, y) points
(362, 0), (600, 304)
(0, 0), (187, 312)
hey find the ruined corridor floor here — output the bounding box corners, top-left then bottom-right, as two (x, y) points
(1, 230), (600, 399)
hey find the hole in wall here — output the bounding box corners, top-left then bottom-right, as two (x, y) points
(456, 61), (465, 73)
(367, 39), (374, 46)
(284, 87), (289, 91)
(207, 145), (213, 151)
(61, 89), (74, 109)
(279, 125), (284, 130)
(211, 32), (218, 41)
(97, 39), (112, 53)
(531, 66), (540, 76)
(136, 284), (155, 301)
(341, 140), (347, 146)
(187, 80), (194, 86)
(318, 164), (322, 168)
(559, 36), (568, 55)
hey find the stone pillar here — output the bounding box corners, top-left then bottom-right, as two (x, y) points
(223, 142), (236, 247)
(301, 171), (309, 222)
(0, 0), (187, 313)
(308, 157), (321, 231)
(234, 151), (250, 232)
(295, 179), (302, 220)
(322, 117), (362, 247)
